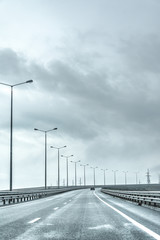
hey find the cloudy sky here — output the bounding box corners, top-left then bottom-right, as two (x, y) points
(0, 0), (160, 190)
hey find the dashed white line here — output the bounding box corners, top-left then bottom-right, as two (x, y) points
(53, 207), (59, 210)
(88, 224), (113, 230)
(64, 202), (67, 205)
(94, 192), (160, 240)
(28, 218), (41, 224)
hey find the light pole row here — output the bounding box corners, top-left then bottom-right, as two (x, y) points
(80, 164), (89, 186)
(50, 146), (66, 189)
(0, 80), (33, 191)
(101, 168), (108, 185)
(71, 160), (81, 186)
(61, 155), (73, 187)
(90, 166), (98, 186)
(0, 80), (139, 190)
(123, 171), (128, 185)
(34, 128), (58, 189)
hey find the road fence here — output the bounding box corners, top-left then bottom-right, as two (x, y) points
(0, 187), (84, 206)
(101, 189), (160, 208)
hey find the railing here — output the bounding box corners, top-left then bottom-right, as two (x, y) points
(0, 187), (85, 206)
(101, 189), (160, 208)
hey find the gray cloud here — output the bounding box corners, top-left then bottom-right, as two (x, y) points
(120, 34), (160, 74)
(0, 48), (30, 77)
(1, 47), (160, 144)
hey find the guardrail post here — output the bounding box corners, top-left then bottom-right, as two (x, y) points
(2, 197), (5, 205)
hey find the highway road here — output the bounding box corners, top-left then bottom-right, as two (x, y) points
(0, 189), (160, 240)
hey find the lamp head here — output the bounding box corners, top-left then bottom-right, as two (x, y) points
(26, 80), (33, 83)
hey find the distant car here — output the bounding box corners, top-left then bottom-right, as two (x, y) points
(90, 187), (95, 190)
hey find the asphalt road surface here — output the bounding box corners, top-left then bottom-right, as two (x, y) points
(0, 189), (160, 240)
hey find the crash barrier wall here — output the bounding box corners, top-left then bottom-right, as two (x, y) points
(102, 184), (160, 191)
(0, 187), (87, 206)
(101, 189), (160, 208)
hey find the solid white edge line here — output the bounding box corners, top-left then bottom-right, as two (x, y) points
(94, 192), (160, 240)
(28, 218), (41, 224)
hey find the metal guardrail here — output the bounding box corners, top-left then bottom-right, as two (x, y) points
(101, 189), (160, 208)
(0, 185), (101, 206)
(0, 187), (84, 206)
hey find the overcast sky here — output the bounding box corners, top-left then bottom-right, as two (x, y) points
(0, 0), (160, 190)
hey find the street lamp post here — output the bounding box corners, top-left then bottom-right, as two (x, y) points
(91, 167), (98, 186)
(0, 80), (33, 191)
(34, 127), (57, 189)
(80, 164), (89, 186)
(61, 155), (73, 187)
(50, 145), (66, 188)
(134, 171), (139, 184)
(71, 160), (81, 186)
(123, 171), (128, 185)
(112, 170), (118, 185)
(101, 169), (108, 185)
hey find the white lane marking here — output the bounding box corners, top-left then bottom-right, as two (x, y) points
(54, 207), (59, 210)
(64, 202), (67, 205)
(88, 224), (113, 230)
(94, 192), (160, 240)
(69, 200), (72, 201)
(28, 218), (41, 224)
